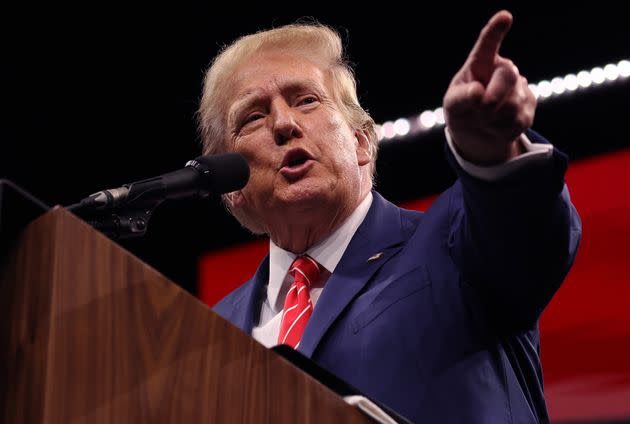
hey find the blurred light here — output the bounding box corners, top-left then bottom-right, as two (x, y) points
(577, 71), (592, 88)
(393, 118), (410, 136)
(590, 67), (605, 84)
(538, 80), (553, 98)
(375, 124), (384, 141)
(551, 77), (565, 94)
(434, 107), (445, 125)
(377, 58), (630, 144)
(381, 121), (395, 139)
(563, 74), (579, 91)
(603, 64), (619, 81)
(418, 111), (437, 128)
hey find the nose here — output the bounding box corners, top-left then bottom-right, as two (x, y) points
(272, 102), (303, 146)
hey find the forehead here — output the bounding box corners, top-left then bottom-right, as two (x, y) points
(228, 51), (330, 104)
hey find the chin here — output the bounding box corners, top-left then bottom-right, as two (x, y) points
(276, 178), (332, 209)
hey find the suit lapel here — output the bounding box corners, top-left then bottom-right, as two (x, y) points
(229, 255), (270, 334)
(298, 192), (407, 357)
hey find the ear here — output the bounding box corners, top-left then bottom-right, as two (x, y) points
(223, 190), (246, 209)
(354, 129), (372, 166)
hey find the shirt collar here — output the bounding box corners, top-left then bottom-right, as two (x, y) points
(267, 192), (373, 312)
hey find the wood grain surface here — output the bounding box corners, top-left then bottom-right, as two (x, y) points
(1, 207), (370, 423)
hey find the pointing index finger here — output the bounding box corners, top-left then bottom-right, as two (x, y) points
(468, 10), (513, 69)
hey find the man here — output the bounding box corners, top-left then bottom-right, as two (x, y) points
(198, 10), (581, 423)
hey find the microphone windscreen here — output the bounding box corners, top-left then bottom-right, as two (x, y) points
(196, 153), (250, 194)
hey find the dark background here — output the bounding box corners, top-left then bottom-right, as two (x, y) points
(2, 3), (629, 294)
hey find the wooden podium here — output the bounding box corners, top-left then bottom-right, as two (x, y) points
(0, 202), (371, 423)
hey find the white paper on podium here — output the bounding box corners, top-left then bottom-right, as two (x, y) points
(344, 395), (399, 424)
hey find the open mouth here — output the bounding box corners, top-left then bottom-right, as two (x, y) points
(282, 148), (312, 169)
(280, 148), (314, 180)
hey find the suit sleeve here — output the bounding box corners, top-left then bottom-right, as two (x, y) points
(445, 129), (582, 331)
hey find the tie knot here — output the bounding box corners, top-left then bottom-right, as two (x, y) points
(289, 255), (321, 288)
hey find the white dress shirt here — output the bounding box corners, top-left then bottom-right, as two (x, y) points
(252, 191), (373, 347)
(252, 131), (553, 347)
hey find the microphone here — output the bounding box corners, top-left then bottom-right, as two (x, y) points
(68, 152), (249, 213)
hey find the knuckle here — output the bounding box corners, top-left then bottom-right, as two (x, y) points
(504, 67), (519, 85)
(515, 111), (533, 130)
(501, 100), (519, 117)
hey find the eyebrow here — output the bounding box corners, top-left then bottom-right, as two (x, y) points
(228, 79), (327, 124)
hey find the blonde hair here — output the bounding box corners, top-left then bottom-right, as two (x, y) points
(197, 22), (378, 178)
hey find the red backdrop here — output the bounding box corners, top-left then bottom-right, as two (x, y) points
(198, 148), (630, 422)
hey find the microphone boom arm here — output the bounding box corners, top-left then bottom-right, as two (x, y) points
(85, 208), (154, 239)
(65, 152), (250, 239)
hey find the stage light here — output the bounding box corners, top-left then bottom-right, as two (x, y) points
(381, 121), (396, 140)
(590, 67), (605, 85)
(393, 118), (410, 136)
(375, 58), (629, 143)
(563, 74), (579, 91)
(604, 64), (619, 81)
(434, 107), (445, 125)
(418, 111), (437, 129)
(538, 80), (553, 98)
(577, 71), (592, 88)
(551, 77), (565, 95)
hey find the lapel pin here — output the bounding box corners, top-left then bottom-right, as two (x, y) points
(367, 252), (384, 262)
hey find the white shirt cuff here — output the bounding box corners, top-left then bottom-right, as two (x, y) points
(445, 128), (553, 181)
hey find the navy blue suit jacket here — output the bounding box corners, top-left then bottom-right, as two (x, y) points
(214, 131), (582, 423)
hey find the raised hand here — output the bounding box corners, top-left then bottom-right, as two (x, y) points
(443, 10), (536, 165)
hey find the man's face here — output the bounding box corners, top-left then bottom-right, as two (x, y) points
(223, 51), (371, 233)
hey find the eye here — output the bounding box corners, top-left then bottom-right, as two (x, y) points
(242, 113), (264, 126)
(298, 95), (319, 106)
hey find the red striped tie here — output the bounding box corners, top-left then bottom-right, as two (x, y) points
(277, 255), (321, 349)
